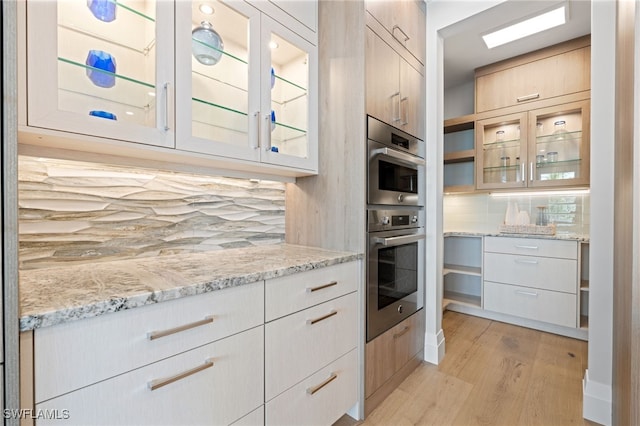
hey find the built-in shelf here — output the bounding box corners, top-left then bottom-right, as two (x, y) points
(444, 149), (475, 164)
(580, 315), (589, 329)
(443, 291), (482, 309)
(443, 264), (482, 277)
(580, 280), (589, 291)
(444, 115), (476, 193)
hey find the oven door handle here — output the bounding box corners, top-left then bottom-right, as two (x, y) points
(372, 233), (425, 247)
(370, 147), (425, 167)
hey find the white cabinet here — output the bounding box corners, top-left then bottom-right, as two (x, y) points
(264, 262), (360, 425)
(365, 27), (424, 139)
(483, 236), (579, 328)
(21, 0), (318, 178)
(37, 326), (264, 426)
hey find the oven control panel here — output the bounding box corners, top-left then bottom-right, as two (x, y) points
(368, 209), (424, 232)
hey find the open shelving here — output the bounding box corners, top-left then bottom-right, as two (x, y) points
(443, 235), (483, 309)
(444, 115), (475, 193)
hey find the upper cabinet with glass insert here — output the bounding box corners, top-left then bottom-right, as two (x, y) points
(20, 0), (318, 178)
(26, 0), (175, 148)
(175, 1), (317, 171)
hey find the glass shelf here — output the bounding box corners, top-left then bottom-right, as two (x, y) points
(272, 121), (307, 144)
(272, 74), (307, 106)
(483, 138), (521, 149)
(192, 38), (248, 66)
(536, 130), (582, 144)
(57, 57), (156, 113)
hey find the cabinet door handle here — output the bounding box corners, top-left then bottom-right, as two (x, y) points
(306, 372), (338, 395)
(147, 358), (214, 391)
(306, 281), (338, 293)
(264, 112), (272, 151)
(515, 290), (539, 297)
(514, 259), (539, 265)
(400, 96), (409, 125)
(251, 111), (260, 149)
(516, 93), (540, 102)
(391, 92), (401, 122)
(530, 162), (534, 181)
(163, 82), (171, 131)
(392, 25), (410, 44)
(393, 325), (410, 339)
(147, 316), (214, 341)
(307, 310), (338, 325)
(515, 245), (539, 250)
(520, 162), (526, 183)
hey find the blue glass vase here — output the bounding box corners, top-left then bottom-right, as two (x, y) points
(271, 67), (275, 89)
(89, 110), (117, 120)
(271, 110), (276, 132)
(86, 50), (116, 88)
(87, 0), (117, 23)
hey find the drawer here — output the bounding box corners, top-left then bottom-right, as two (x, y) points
(36, 326), (264, 426)
(265, 261), (359, 322)
(266, 349), (358, 426)
(484, 236), (578, 259)
(265, 292), (358, 401)
(484, 281), (577, 328)
(35, 281), (264, 403)
(231, 405), (264, 426)
(484, 252), (577, 294)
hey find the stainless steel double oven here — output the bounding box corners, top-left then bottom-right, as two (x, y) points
(366, 116), (425, 342)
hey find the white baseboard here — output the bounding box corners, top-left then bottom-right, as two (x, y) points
(423, 328), (445, 364)
(583, 369), (612, 425)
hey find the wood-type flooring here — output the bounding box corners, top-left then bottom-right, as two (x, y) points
(336, 311), (598, 426)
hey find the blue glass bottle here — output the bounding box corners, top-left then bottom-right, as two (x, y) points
(87, 0), (117, 23)
(86, 50), (116, 88)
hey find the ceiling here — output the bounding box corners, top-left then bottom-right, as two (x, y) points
(442, 0), (591, 89)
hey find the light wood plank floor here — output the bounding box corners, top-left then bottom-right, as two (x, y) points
(338, 311), (598, 426)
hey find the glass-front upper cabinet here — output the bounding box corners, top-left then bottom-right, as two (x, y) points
(26, 0), (174, 148)
(476, 112), (527, 190)
(527, 100), (590, 188)
(175, 1), (317, 172)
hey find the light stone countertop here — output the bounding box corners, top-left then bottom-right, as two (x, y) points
(444, 231), (590, 242)
(19, 244), (363, 331)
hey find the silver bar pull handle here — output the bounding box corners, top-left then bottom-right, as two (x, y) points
(373, 233), (425, 247)
(392, 25), (410, 44)
(148, 358), (214, 391)
(516, 93), (540, 102)
(264, 112), (272, 151)
(515, 259), (539, 265)
(370, 147), (426, 166)
(163, 82), (171, 131)
(515, 290), (539, 297)
(530, 162), (534, 181)
(307, 281), (338, 293)
(393, 326), (410, 339)
(400, 96), (409, 125)
(391, 91), (401, 122)
(147, 316), (214, 341)
(307, 310), (338, 325)
(306, 373), (338, 395)
(521, 162), (525, 183)
(251, 111), (260, 149)
(515, 245), (539, 250)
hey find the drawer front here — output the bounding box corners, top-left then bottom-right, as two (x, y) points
(484, 281), (577, 328)
(266, 349), (358, 426)
(484, 252), (577, 293)
(35, 282), (264, 403)
(36, 326), (264, 426)
(265, 261), (359, 322)
(231, 405), (264, 426)
(265, 292), (358, 401)
(485, 236), (578, 259)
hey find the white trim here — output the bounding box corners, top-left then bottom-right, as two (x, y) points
(582, 369), (612, 426)
(423, 328), (445, 365)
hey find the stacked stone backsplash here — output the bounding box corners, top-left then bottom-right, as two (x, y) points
(19, 156), (286, 270)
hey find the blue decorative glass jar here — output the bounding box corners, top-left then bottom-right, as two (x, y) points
(86, 50), (116, 88)
(87, 0), (117, 23)
(89, 110), (117, 120)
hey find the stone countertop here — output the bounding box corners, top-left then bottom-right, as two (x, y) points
(19, 244), (363, 332)
(444, 231), (590, 242)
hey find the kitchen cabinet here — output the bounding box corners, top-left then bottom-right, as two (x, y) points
(483, 236), (579, 328)
(580, 242), (590, 329)
(365, 24), (424, 139)
(21, 0), (318, 178)
(443, 115), (475, 193)
(475, 36), (590, 113)
(443, 235), (483, 309)
(365, 0), (425, 65)
(476, 100), (590, 190)
(175, 0), (318, 172)
(264, 262), (359, 425)
(364, 310), (424, 406)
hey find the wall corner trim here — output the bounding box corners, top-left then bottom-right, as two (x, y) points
(583, 369), (613, 426)
(423, 328), (445, 365)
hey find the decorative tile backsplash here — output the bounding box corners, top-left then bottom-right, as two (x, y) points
(19, 156), (286, 269)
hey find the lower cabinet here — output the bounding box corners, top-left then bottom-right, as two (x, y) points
(365, 310), (424, 406)
(36, 326), (264, 426)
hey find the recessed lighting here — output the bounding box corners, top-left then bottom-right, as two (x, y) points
(125, 111), (134, 116)
(147, 91), (156, 97)
(199, 4), (214, 15)
(482, 5), (567, 49)
(269, 41), (279, 49)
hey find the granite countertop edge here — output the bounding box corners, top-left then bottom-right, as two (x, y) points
(19, 244), (363, 332)
(443, 231), (590, 242)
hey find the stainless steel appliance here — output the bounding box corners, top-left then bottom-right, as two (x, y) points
(367, 116), (425, 207)
(367, 208), (425, 342)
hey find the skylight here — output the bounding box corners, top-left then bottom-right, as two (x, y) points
(482, 6), (567, 49)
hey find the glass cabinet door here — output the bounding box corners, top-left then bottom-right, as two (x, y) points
(260, 15), (317, 171)
(27, 0), (174, 147)
(476, 112), (527, 190)
(528, 100), (590, 188)
(175, 0), (261, 162)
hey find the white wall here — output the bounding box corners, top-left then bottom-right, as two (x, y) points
(444, 80), (474, 119)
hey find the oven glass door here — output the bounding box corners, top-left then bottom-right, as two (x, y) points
(367, 229), (424, 341)
(379, 159), (419, 195)
(368, 140), (424, 206)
